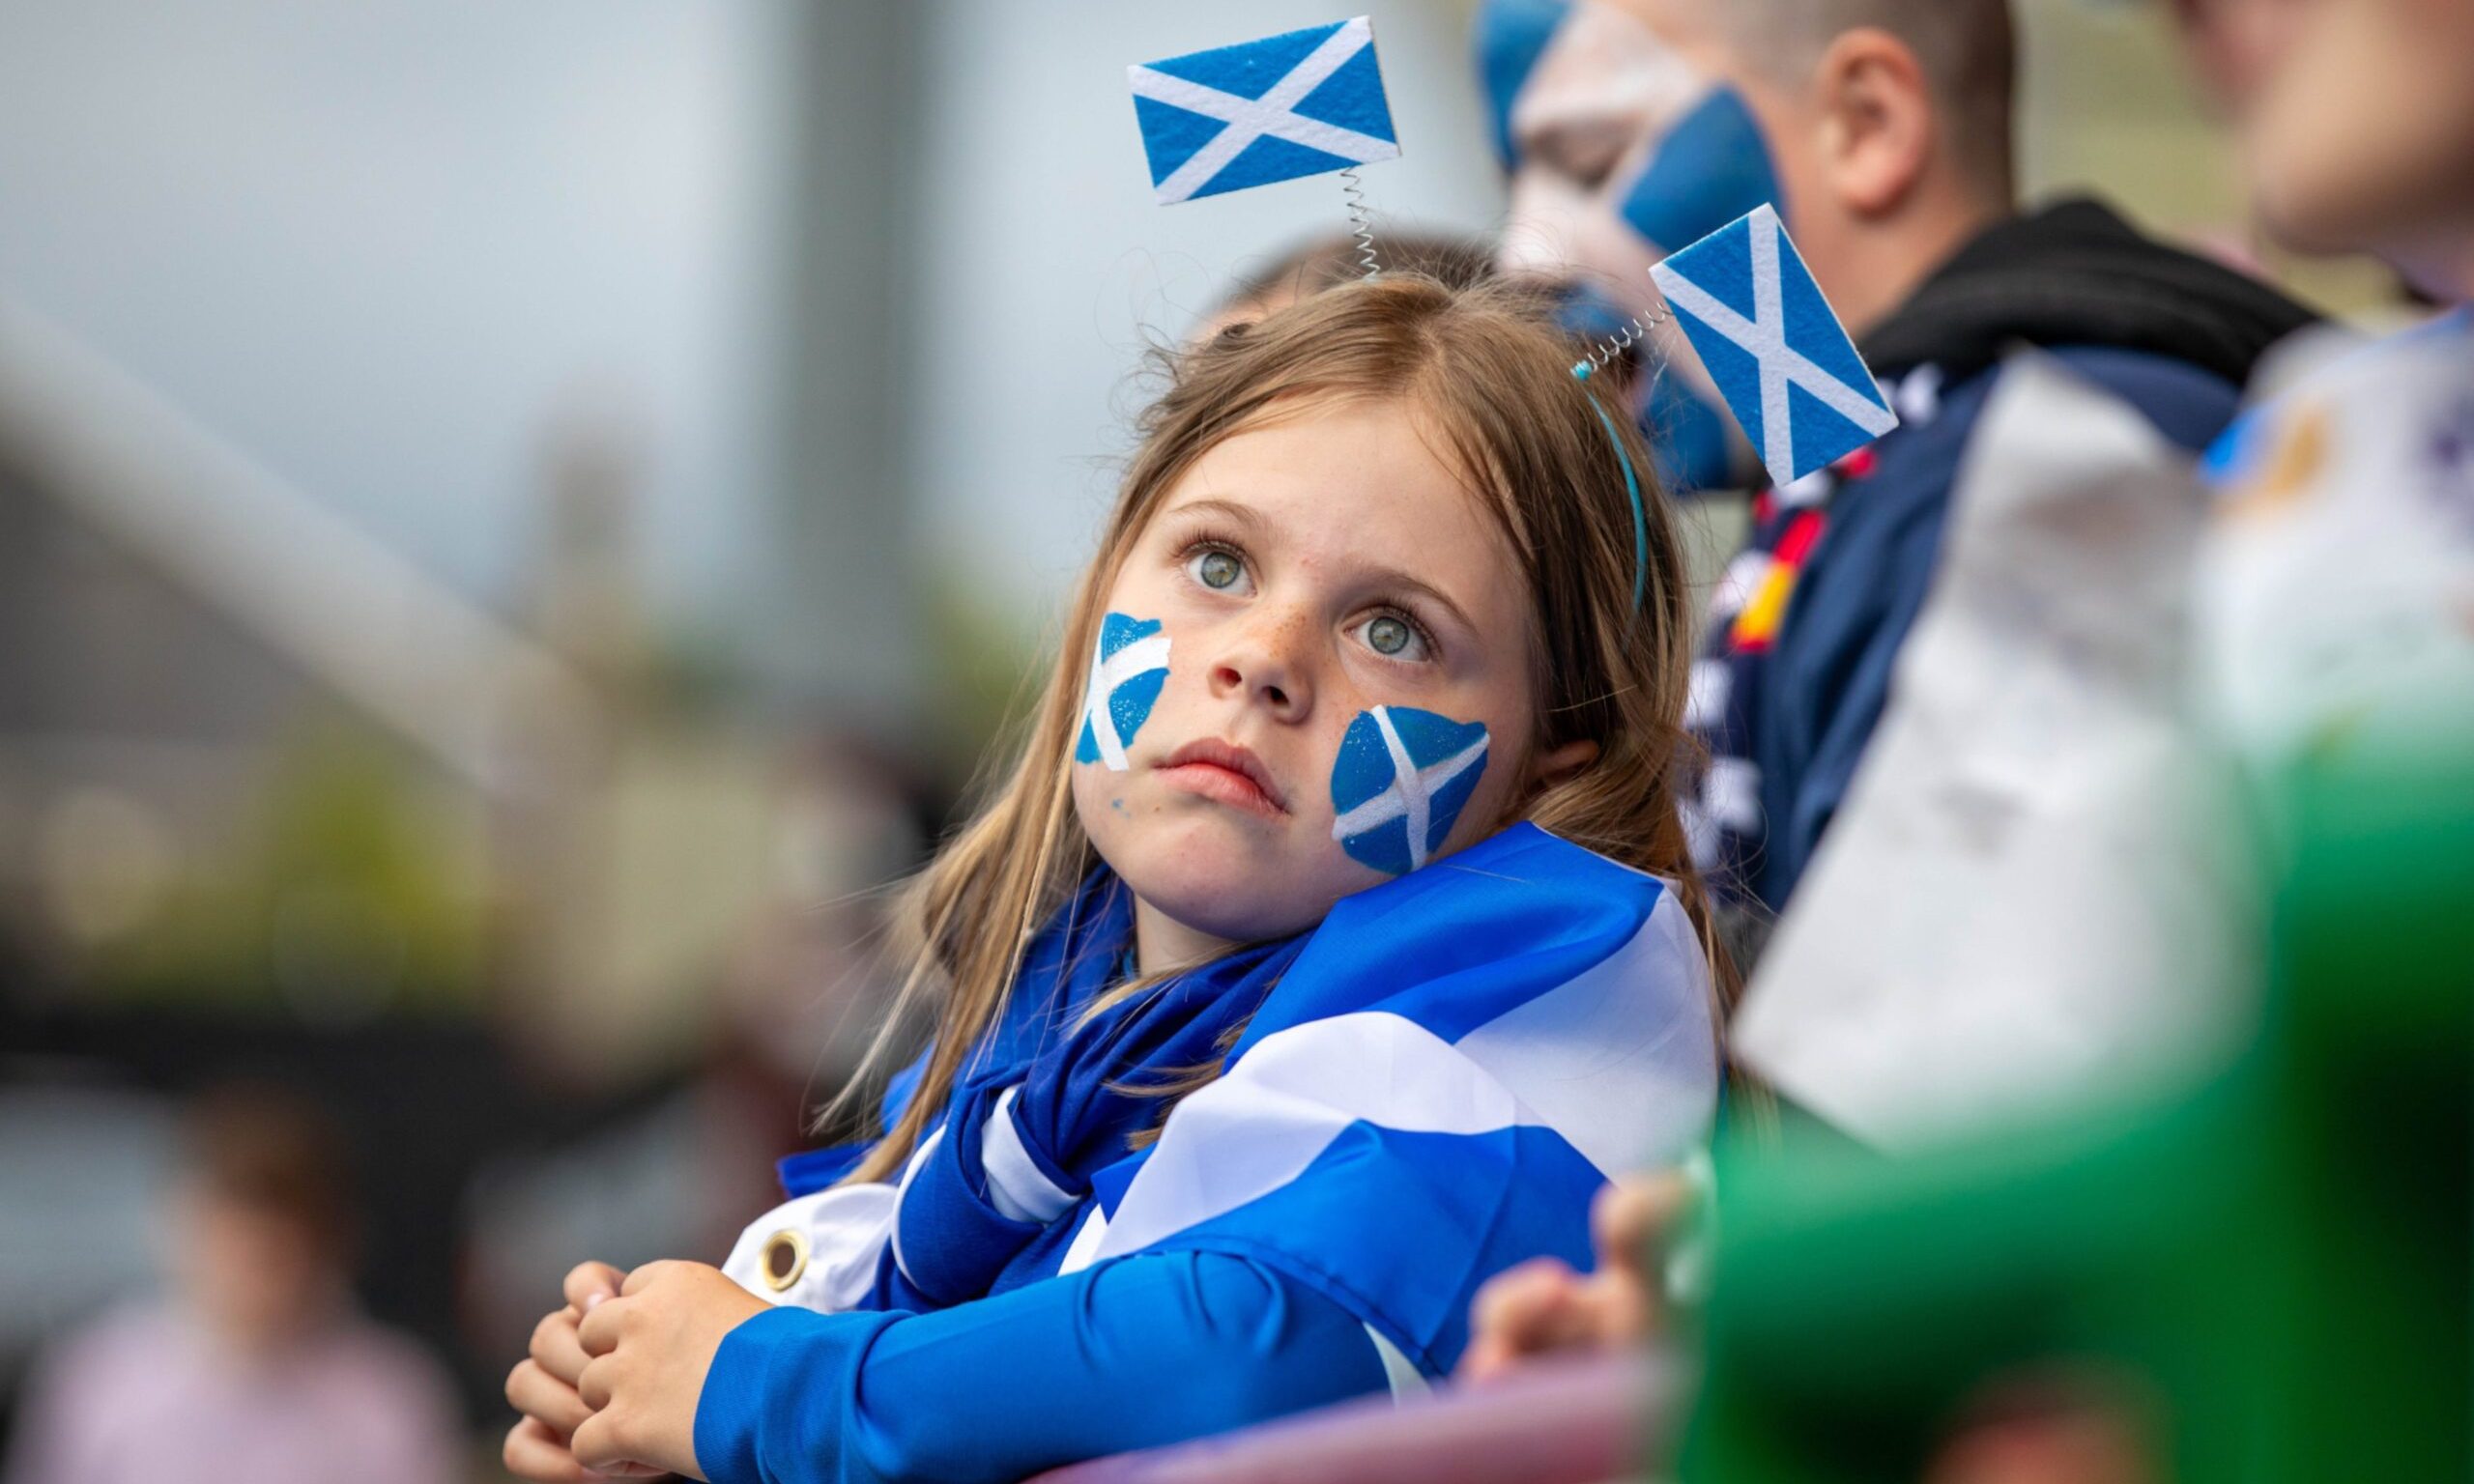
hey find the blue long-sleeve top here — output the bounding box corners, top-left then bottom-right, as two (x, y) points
(695, 823), (1716, 1482)
(693, 1250), (1389, 1484)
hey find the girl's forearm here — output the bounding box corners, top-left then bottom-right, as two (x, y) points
(693, 1250), (1389, 1484)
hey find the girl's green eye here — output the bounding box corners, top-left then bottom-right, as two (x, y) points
(1197, 551), (1243, 589)
(1366, 615), (1412, 656)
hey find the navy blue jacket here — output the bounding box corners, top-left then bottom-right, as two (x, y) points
(1687, 199), (2316, 928)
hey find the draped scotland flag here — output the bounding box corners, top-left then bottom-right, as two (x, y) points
(723, 824), (1720, 1380)
(1651, 204), (1898, 484)
(1130, 17), (1401, 205)
(1059, 823), (1719, 1372)
(1076, 614), (1170, 771)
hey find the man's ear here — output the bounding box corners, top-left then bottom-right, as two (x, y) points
(1532, 737), (1601, 793)
(1812, 26), (1938, 218)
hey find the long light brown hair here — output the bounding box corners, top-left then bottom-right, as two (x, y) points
(831, 274), (1730, 1184)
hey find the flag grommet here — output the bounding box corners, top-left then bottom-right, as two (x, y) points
(760, 1227), (811, 1293)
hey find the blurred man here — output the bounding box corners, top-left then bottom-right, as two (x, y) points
(1478, 0), (2316, 932)
(5, 1088), (462, 1484)
(1463, 0), (2473, 1403)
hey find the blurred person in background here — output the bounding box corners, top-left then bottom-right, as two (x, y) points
(1477, 0), (2316, 949)
(2169, 0), (2303, 115)
(1460, 0), (2474, 1411)
(1193, 228), (1496, 341)
(5, 1086), (462, 1484)
(2193, 0), (2474, 759)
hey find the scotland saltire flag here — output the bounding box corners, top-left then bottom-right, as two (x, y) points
(718, 826), (1720, 1381)
(1076, 614), (1169, 771)
(1129, 16), (1401, 205)
(1060, 823), (1719, 1373)
(1330, 706), (1489, 875)
(1651, 204), (1898, 484)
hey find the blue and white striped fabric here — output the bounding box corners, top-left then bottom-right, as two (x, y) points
(723, 823), (1718, 1379)
(1129, 16), (1401, 205)
(1061, 823), (1716, 1372)
(1651, 204), (1898, 484)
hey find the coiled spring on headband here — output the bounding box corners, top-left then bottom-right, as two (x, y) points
(1338, 166), (1379, 278)
(1576, 303), (1673, 375)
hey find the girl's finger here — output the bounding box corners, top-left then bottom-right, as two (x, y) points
(503, 1415), (606, 1484)
(571, 1410), (668, 1476)
(619, 1259), (678, 1297)
(577, 1294), (626, 1357)
(504, 1358), (594, 1438)
(1468, 1259), (1575, 1346)
(576, 1355), (616, 1413)
(1592, 1173), (1689, 1278)
(563, 1260), (627, 1314)
(531, 1307), (594, 1386)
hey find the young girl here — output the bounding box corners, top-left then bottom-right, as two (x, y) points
(503, 274), (1729, 1484)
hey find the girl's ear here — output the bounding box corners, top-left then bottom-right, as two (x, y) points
(1531, 737), (1600, 793)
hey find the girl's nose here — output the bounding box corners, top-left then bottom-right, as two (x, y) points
(1208, 611), (1314, 723)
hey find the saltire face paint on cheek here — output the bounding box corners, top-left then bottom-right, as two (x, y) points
(1618, 83), (1783, 250)
(1480, 0), (1782, 248)
(1076, 614), (1171, 772)
(1329, 706), (1491, 876)
(1477, 0), (1774, 495)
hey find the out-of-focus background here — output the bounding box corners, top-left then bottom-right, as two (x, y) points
(0, 1), (2397, 1477)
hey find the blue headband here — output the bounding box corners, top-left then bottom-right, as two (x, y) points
(1570, 358), (1650, 611)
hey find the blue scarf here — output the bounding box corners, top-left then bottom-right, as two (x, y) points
(867, 870), (1309, 1309)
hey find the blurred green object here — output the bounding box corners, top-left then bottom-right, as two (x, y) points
(98, 716), (487, 1014)
(1681, 740), (2472, 1482)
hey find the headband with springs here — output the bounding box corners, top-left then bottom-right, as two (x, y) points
(1128, 18), (1901, 614)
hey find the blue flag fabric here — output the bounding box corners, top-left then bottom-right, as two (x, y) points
(1651, 204), (1898, 484)
(736, 824), (1718, 1378)
(1130, 16), (1401, 205)
(876, 875), (1309, 1310)
(1061, 824), (1718, 1373)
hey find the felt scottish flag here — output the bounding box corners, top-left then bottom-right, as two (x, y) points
(1651, 204), (1898, 485)
(1129, 16), (1401, 205)
(1330, 706), (1490, 876)
(1076, 613), (1170, 772)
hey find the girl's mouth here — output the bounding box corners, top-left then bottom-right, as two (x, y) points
(1156, 738), (1290, 818)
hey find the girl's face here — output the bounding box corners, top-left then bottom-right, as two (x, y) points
(1073, 397), (1588, 961)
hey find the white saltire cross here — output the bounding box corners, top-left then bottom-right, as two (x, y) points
(1329, 707), (1488, 871)
(1081, 628), (1171, 772)
(1650, 204), (1897, 481)
(1128, 17), (1396, 205)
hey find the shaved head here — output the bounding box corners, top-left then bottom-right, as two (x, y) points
(1665, 0), (2018, 197)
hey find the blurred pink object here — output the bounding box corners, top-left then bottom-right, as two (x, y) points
(5, 1305), (463, 1484)
(1029, 1352), (1660, 1484)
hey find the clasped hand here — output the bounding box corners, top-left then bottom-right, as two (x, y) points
(503, 1258), (769, 1482)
